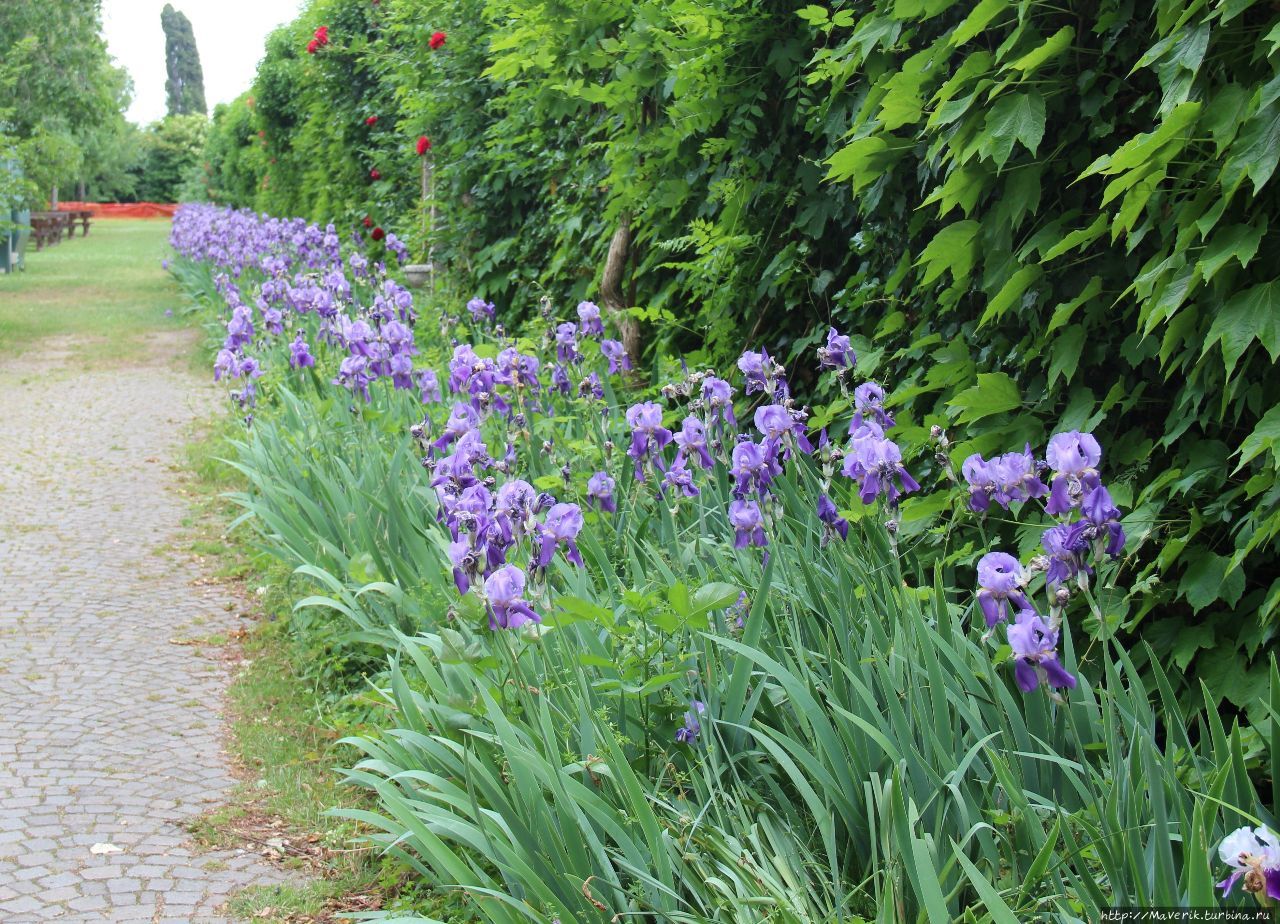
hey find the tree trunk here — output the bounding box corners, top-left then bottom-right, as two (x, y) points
(600, 211), (640, 364)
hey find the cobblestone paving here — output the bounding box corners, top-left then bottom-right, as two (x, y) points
(0, 336), (293, 922)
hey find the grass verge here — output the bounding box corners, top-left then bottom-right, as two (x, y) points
(0, 219), (187, 364)
(180, 414), (469, 923)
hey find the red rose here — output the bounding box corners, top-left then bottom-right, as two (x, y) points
(306, 38), (319, 53)
(315, 25), (329, 44)
(370, 168), (381, 180)
(429, 31), (446, 49)
(365, 115), (378, 126)
(416, 136), (431, 155)
(362, 216), (372, 228)
(371, 227), (386, 241)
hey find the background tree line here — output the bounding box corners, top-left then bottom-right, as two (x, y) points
(0, 0), (208, 207)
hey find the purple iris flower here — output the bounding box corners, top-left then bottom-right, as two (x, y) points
(625, 402), (673, 480)
(817, 493), (850, 542)
(484, 565), (540, 630)
(674, 417), (715, 469)
(224, 305), (254, 350)
(729, 440), (782, 498)
(850, 382), (894, 431)
(601, 339), (631, 375)
(975, 552), (1032, 628)
(260, 305), (284, 336)
(448, 538), (483, 595)
(817, 327), (854, 370)
(587, 471), (617, 512)
(288, 333), (315, 369)
(675, 700), (706, 745)
(1081, 486), (1126, 557)
(555, 322), (580, 364)
(728, 499), (767, 548)
(466, 297), (496, 322)
(389, 352), (415, 390)
(494, 479), (537, 543)
(753, 403), (812, 457)
(498, 348), (542, 391)
(962, 446), (1048, 512)
(551, 364), (572, 396)
(433, 403), (481, 452)
(1045, 430), (1103, 515)
(537, 503), (584, 568)
(738, 349), (769, 395)
(417, 369), (442, 404)
(1007, 611), (1077, 693)
(448, 344), (480, 393)
(661, 456), (700, 498)
(334, 355), (374, 401)
(841, 433), (918, 504)
(577, 301), (604, 337)
(1216, 826), (1280, 899)
(702, 376), (737, 428)
(214, 348), (241, 381)
(1041, 522), (1093, 586)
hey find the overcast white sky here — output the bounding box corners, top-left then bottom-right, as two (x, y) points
(102, 0), (306, 126)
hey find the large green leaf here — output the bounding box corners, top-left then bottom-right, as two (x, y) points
(981, 91), (1046, 168)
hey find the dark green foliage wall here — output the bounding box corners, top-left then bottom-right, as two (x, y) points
(162, 4), (207, 117)
(200, 0), (1280, 719)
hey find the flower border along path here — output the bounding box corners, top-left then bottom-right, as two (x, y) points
(0, 334), (296, 922)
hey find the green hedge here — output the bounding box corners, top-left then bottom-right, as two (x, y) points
(201, 0), (1280, 719)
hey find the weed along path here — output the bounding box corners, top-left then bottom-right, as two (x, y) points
(0, 222), (294, 921)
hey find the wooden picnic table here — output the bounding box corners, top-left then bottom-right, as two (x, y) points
(29, 212), (77, 250)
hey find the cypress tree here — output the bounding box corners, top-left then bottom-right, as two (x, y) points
(161, 4), (206, 117)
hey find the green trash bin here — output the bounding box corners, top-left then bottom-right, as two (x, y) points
(1, 208), (30, 273)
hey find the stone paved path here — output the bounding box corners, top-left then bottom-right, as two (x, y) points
(0, 334), (293, 922)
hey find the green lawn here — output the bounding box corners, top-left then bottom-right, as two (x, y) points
(0, 219), (186, 362)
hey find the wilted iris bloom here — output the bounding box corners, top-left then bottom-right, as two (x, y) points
(962, 446), (1047, 512)
(1045, 430), (1102, 515)
(448, 538), (483, 595)
(975, 552), (1031, 627)
(817, 327), (854, 370)
(625, 402), (673, 480)
(675, 700), (706, 745)
(601, 339), (631, 375)
(577, 300), (604, 337)
(577, 371), (604, 400)
(288, 333), (315, 369)
(1217, 826), (1280, 898)
(586, 471), (617, 513)
(1006, 611), (1077, 693)
(484, 565), (540, 630)
(728, 499), (767, 548)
